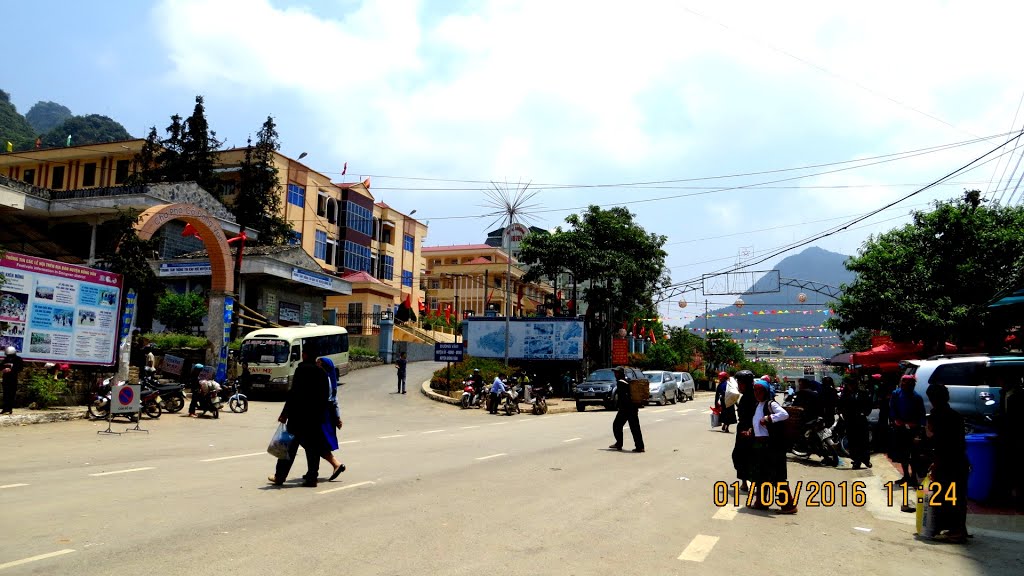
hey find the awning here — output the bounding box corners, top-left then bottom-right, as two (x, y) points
(848, 340), (957, 369)
(825, 352), (852, 365)
(989, 288), (1024, 308)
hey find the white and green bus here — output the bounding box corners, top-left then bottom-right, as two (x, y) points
(239, 324), (350, 395)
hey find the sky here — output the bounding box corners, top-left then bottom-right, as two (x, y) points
(6, 0), (1024, 327)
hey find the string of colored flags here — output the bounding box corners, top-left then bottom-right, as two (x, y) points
(692, 325), (832, 333)
(700, 309), (832, 318)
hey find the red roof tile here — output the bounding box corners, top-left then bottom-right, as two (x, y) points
(422, 244), (496, 252)
(340, 271), (385, 284)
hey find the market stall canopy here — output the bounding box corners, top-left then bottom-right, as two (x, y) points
(988, 287), (1024, 308)
(849, 340), (957, 372)
(825, 351), (852, 366)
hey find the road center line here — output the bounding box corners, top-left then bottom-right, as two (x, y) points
(201, 452), (264, 462)
(488, 422), (508, 426)
(0, 483), (28, 490)
(88, 467), (155, 477)
(562, 437), (581, 443)
(678, 535), (719, 562)
(317, 480), (376, 495)
(339, 440), (360, 445)
(712, 507), (739, 521)
(378, 434), (406, 439)
(0, 548), (75, 570)
(655, 419), (665, 422)
(459, 425), (480, 429)
(476, 453), (507, 461)
(421, 429), (446, 434)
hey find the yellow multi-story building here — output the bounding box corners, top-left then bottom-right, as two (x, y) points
(420, 244), (554, 320)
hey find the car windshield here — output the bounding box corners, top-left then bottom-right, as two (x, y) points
(644, 372), (663, 383)
(586, 369), (616, 383)
(241, 339), (290, 364)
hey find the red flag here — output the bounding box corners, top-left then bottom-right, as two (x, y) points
(181, 222), (201, 239)
(650, 331), (657, 345)
(418, 299), (425, 312)
(632, 321), (638, 338)
(341, 162), (347, 176)
(639, 326), (646, 338)
(444, 304), (452, 323)
(226, 231), (247, 244)
(403, 293), (413, 309)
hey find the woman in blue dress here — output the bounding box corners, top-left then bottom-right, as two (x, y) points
(318, 357), (346, 481)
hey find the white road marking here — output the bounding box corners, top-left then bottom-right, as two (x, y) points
(378, 434), (406, 439)
(678, 535), (719, 562)
(712, 507), (739, 521)
(317, 480), (376, 495)
(339, 440), (360, 445)
(459, 425), (480, 429)
(488, 422), (508, 426)
(655, 419), (665, 422)
(421, 429), (446, 434)
(854, 527), (872, 532)
(88, 467), (155, 477)
(0, 484), (28, 490)
(562, 437), (581, 443)
(201, 452), (264, 462)
(476, 453), (507, 461)
(651, 408), (672, 413)
(0, 548), (75, 570)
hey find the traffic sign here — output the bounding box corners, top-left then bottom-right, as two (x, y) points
(112, 384), (140, 414)
(434, 343), (464, 363)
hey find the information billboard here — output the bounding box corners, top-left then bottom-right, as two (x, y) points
(463, 318), (584, 360)
(0, 252), (123, 365)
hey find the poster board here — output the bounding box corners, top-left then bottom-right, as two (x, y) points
(0, 252), (122, 365)
(463, 318), (584, 360)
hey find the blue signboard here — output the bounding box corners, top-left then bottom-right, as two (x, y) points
(119, 289), (137, 342)
(215, 296), (234, 382)
(434, 342), (464, 363)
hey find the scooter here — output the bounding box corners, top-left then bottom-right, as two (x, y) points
(502, 384), (522, 416)
(140, 367), (186, 413)
(88, 378), (151, 421)
(790, 416), (841, 466)
(193, 381), (222, 419)
(221, 378), (249, 413)
(530, 383), (552, 415)
(460, 380), (476, 409)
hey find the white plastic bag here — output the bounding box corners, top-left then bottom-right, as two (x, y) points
(267, 423), (294, 459)
(724, 377), (741, 407)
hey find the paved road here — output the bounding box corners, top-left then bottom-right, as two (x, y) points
(0, 362), (1020, 575)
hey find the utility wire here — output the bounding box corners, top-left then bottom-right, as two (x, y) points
(987, 90), (1024, 200)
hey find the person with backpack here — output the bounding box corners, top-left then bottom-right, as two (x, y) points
(748, 378), (796, 514)
(609, 367), (644, 453)
(732, 370), (757, 492)
(714, 371), (737, 433)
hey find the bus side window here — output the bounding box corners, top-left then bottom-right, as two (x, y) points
(340, 333), (349, 353)
(290, 345), (301, 363)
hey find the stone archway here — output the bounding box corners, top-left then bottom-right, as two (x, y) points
(135, 203), (235, 368)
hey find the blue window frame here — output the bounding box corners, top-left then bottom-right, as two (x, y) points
(345, 202), (372, 236)
(344, 241), (372, 273)
(403, 234), (414, 252)
(381, 255), (394, 280)
(401, 270), (413, 287)
(289, 231), (302, 246)
(287, 183), (306, 207)
(314, 230), (327, 260)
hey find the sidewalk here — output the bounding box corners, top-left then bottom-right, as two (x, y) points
(0, 406), (87, 427)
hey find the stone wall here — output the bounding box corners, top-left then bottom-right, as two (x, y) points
(394, 341), (436, 362)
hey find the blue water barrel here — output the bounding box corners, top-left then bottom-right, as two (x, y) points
(965, 433), (998, 502)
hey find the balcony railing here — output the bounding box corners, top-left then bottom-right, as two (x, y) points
(0, 173), (52, 200)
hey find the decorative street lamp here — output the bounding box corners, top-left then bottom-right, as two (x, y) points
(735, 298), (745, 309)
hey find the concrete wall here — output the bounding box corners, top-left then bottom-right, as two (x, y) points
(393, 340), (435, 362)
(349, 334), (380, 353)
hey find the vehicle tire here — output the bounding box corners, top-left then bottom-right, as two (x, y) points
(87, 403), (108, 420)
(670, 392), (677, 405)
(689, 391), (695, 401)
(229, 397), (248, 413)
(142, 400), (162, 419)
(461, 396), (470, 409)
(164, 395), (185, 414)
(659, 394), (668, 406)
(212, 405), (219, 419)
(504, 401), (513, 416)
(576, 402), (586, 412)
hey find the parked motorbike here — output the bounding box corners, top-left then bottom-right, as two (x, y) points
(193, 380), (223, 419)
(221, 378), (249, 413)
(139, 367), (186, 413)
(460, 380), (476, 409)
(88, 377), (157, 420)
(502, 384), (522, 416)
(530, 383), (552, 415)
(790, 416), (841, 466)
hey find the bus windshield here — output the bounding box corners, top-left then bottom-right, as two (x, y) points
(241, 339), (290, 365)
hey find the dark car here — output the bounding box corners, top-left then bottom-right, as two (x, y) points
(574, 366), (648, 412)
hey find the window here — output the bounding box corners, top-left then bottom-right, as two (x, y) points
(326, 198), (337, 224)
(345, 202), (372, 236)
(51, 166), (65, 189)
(22, 169), (35, 185)
(325, 240), (336, 265)
(343, 241), (372, 272)
(83, 163), (97, 187)
(114, 159), (130, 184)
(429, 297), (438, 311)
(287, 183), (305, 207)
(347, 302), (363, 316)
(430, 280), (440, 290)
(289, 231), (302, 246)
(314, 230), (328, 260)
(401, 270), (413, 287)
(380, 255), (394, 280)
(372, 304), (381, 325)
(403, 234), (414, 252)
(317, 194), (327, 216)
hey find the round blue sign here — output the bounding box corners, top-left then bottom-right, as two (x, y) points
(118, 386), (134, 405)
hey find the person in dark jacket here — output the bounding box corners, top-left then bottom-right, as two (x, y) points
(609, 368), (644, 453)
(890, 374), (926, 485)
(819, 376), (839, 427)
(839, 377), (873, 469)
(268, 341), (330, 488)
(732, 370), (757, 491)
(714, 371), (736, 433)
(925, 383), (969, 542)
(2, 346), (25, 415)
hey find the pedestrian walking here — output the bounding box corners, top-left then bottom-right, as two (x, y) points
(610, 368), (645, 453)
(732, 370), (757, 491)
(2, 346), (24, 415)
(488, 374), (506, 414)
(924, 383), (969, 542)
(839, 376), (872, 469)
(890, 374), (926, 487)
(395, 352), (407, 394)
(749, 379), (796, 513)
(268, 341), (330, 488)
(714, 371), (736, 433)
(317, 357), (346, 481)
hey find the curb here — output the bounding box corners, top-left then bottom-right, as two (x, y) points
(0, 408), (88, 427)
(419, 380), (578, 414)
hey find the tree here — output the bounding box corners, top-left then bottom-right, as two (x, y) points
(643, 341), (681, 370)
(839, 327), (875, 353)
(0, 89), (37, 151)
(126, 126), (161, 185)
(705, 331), (744, 372)
(235, 116), (292, 246)
(41, 114), (131, 148)
(665, 326), (705, 366)
(25, 101), (72, 134)
(180, 96), (223, 195)
(735, 359), (777, 379)
(155, 290), (207, 333)
(518, 205), (669, 365)
(825, 191), (1024, 353)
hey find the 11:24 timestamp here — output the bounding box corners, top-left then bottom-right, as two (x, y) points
(884, 480), (959, 508)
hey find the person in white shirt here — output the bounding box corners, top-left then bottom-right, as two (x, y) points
(488, 376), (506, 414)
(748, 379), (797, 514)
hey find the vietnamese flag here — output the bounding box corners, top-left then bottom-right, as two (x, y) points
(418, 299), (426, 313)
(444, 304), (452, 323)
(181, 222), (202, 239)
(650, 330), (657, 345)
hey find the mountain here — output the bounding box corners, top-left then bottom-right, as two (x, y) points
(25, 101), (72, 134)
(0, 89), (36, 150)
(0, 89), (132, 151)
(685, 246), (855, 357)
(41, 114), (131, 148)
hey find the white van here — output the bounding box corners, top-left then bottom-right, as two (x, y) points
(240, 324), (349, 394)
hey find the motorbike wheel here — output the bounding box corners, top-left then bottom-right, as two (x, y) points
(790, 445), (810, 458)
(229, 397), (248, 413)
(540, 399), (548, 415)
(142, 400), (162, 419)
(504, 401), (513, 416)
(164, 395), (185, 414)
(211, 405), (220, 419)
(87, 402), (108, 420)
(461, 396), (470, 409)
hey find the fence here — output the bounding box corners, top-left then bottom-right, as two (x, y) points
(331, 312), (386, 336)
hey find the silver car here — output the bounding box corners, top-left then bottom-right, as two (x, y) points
(642, 370), (678, 405)
(672, 371), (695, 402)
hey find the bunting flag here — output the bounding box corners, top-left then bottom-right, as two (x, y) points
(699, 309), (832, 319)
(65, 134), (72, 147)
(181, 222), (202, 239)
(650, 330), (657, 345)
(693, 325), (830, 334)
(341, 162), (347, 176)
(4, 141), (11, 153)
(444, 303), (452, 323)
(35, 137), (41, 149)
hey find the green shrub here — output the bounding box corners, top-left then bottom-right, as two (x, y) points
(350, 346), (379, 360)
(430, 356), (522, 393)
(23, 368), (70, 408)
(145, 332), (209, 350)
(154, 290), (206, 333)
